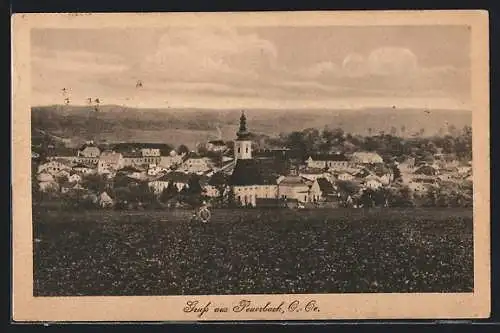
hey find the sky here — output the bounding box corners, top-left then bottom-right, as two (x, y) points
(31, 25), (471, 110)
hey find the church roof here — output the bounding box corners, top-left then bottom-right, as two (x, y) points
(229, 159), (276, 186)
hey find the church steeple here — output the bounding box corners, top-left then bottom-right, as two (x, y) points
(236, 110), (250, 140)
(234, 111), (252, 160)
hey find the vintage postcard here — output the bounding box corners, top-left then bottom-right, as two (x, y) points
(12, 10), (490, 321)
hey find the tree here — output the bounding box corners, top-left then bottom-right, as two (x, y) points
(390, 163), (402, 183)
(160, 182), (178, 203)
(359, 189), (375, 208)
(177, 144), (190, 155)
(82, 174), (107, 194)
(390, 185), (415, 207)
(337, 180), (360, 197)
(285, 131), (308, 158)
(224, 186), (237, 208)
(114, 186), (132, 209)
(179, 175), (203, 206)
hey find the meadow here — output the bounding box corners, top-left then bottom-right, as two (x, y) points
(33, 208), (473, 296)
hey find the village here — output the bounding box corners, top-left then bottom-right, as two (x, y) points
(31, 112), (473, 211)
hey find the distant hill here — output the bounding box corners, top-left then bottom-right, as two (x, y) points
(31, 105), (472, 149)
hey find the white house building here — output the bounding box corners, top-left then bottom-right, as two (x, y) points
(179, 157), (213, 174)
(277, 176), (310, 203)
(37, 160), (72, 175)
(350, 151), (384, 165)
(73, 163), (96, 175)
(305, 153), (350, 170)
(98, 151), (125, 175)
(77, 141), (101, 158)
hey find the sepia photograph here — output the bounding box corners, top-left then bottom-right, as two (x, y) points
(12, 11), (490, 321)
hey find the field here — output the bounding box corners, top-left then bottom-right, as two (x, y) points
(33, 208), (473, 296)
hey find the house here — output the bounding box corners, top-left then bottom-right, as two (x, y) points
(77, 141), (101, 158)
(39, 181), (59, 192)
(37, 172), (55, 183)
(98, 151), (124, 175)
(352, 168), (371, 179)
(141, 148), (161, 157)
(159, 153), (184, 170)
(55, 169), (71, 180)
(363, 175), (383, 190)
(73, 163), (96, 175)
(179, 157), (213, 174)
(299, 171), (333, 183)
(305, 153), (350, 170)
(458, 166), (472, 175)
(147, 164), (169, 176)
(378, 172), (393, 185)
(408, 181), (429, 193)
(117, 165), (146, 180)
(68, 173), (82, 183)
(350, 151), (384, 165)
(438, 173), (454, 182)
(37, 160), (72, 175)
(98, 192), (114, 208)
(229, 112), (279, 207)
(61, 181), (85, 194)
(206, 140), (228, 153)
(148, 171), (191, 194)
(277, 176), (310, 203)
(122, 151), (143, 167)
(399, 157), (416, 171)
(435, 154), (460, 169)
(408, 176), (438, 193)
(308, 178), (322, 202)
(414, 165), (439, 176)
(337, 172), (355, 181)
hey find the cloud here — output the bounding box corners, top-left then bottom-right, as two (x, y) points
(367, 47), (418, 76)
(129, 27), (279, 83)
(342, 53), (367, 78)
(32, 48), (128, 75)
(294, 47), (468, 102)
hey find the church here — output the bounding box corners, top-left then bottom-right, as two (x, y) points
(229, 111), (279, 207)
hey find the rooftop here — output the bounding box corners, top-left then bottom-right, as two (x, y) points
(229, 159), (277, 186)
(279, 176), (308, 186)
(317, 178), (336, 194)
(308, 153), (348, 161)
(155, 171), (191, 183)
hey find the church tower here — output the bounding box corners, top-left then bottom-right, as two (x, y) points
(234, 111), (252, 161)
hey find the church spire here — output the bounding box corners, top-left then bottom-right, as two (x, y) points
(236, 110), (250, 140)
(239, 111), (247, 132)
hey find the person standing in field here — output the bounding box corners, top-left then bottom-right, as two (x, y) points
(191, 200), (211, 223)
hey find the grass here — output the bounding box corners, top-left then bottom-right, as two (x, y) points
(33, 208), (473, 296)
